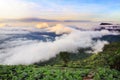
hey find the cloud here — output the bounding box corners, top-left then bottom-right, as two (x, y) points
(91, 40), (109, 53)
(35, 23), (72, 34)
(0, 26), (30, 35)
(36, 23), (49, 29)
(0, 23), (5, 27)
(47, 24), (72, 34)
(0, 0), (119, 21)
(0, 0), (39, 19)
(0, 24), (118, 65)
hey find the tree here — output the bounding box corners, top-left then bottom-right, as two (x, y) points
(59, 52), (70, 67)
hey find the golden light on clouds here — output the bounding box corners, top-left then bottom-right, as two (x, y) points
(0, 23), (5, 27)
(48, 24), (72, 34)
(36, 23), (49, 28)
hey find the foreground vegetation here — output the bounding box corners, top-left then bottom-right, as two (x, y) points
(0, 42), (120, 80)
(0, 65), (120, 80)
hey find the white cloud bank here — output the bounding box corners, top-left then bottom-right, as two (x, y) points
(0, 24), (119, 65)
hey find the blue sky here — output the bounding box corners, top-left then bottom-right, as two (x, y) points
(0, 0), (120, 22)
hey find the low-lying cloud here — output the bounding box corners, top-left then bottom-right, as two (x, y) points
(0, 24), (119, 65)
(36, 23), (49, 29)
(47, 24), (72, 34)
(35, 23), (73, 34)
(0, 23), (6, 28)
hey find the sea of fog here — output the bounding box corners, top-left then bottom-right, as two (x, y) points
(0, 22), (119, 65)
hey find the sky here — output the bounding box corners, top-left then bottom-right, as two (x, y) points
(0, 0), (120, 22)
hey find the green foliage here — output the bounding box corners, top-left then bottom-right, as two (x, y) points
(94, 67), (120, 80)
(0, 65), (119, 80)
(35, 48), (92, 66)
(83, 42), (120, 70)
(59, 52), (70, 67)
(0, 65), (90, 80)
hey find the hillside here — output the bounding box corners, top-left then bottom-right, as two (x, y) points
(0, 42), (120, 80)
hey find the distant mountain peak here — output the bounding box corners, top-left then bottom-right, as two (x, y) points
(100, 23), (113, 25)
